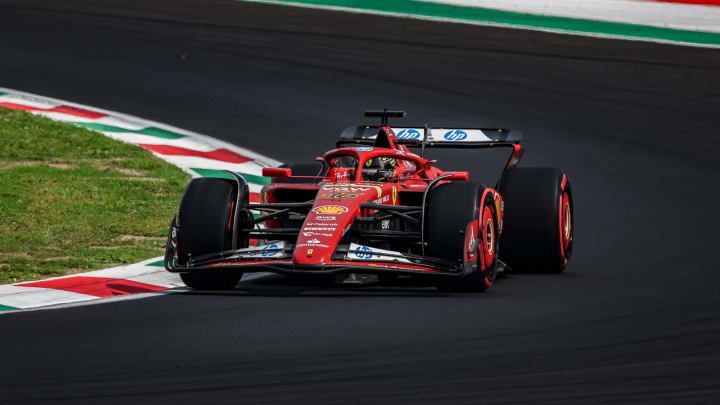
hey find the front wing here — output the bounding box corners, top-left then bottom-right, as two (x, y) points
(165, 242), (468, 279)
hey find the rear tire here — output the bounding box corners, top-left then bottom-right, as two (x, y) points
(498, 168), (573, 273)
(426, 182), (498, 292)
(177, 178), (245, 289)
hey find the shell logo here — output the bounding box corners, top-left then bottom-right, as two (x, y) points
(313, 205), (349, 215)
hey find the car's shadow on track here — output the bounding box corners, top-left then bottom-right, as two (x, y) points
(181, 274), (514, 298)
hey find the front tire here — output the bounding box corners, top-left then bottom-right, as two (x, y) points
(498, 168), (573, 273)
(426, 182), (499, 292)
(176, 178), (245, 289)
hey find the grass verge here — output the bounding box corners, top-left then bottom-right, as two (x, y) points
(0, 108), (190, 284)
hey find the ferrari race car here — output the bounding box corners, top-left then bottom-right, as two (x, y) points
(164, 110), (573, 292)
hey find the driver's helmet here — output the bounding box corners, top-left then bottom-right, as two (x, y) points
(362, 157), (397, 182)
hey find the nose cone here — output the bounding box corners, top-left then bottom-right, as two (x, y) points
(292, 184), (384, 265)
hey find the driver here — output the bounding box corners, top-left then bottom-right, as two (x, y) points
(362, 157), (397, 182)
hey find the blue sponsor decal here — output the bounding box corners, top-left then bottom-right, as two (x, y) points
(396, 129), (421, 140)
(354, 245), (373, 259)
(443, 130), (468, 141)
(356, 147), (374, 151)
(261, 243), (279, 257)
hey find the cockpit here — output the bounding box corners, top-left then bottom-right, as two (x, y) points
(326, 152), (418, 182)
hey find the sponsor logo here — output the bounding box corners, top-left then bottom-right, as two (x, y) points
(392, 186), (398, 205)
(345, 243), (412, 264)
(261, 243), (280, 257)
(443, 130), (468, 141)
(307, 238), (321, 244)
(320, 185), (372, 192)
(304, 227), (336, 231)
(319, 192), (362, 199)
(381, 219), (390, 230)
(494, 192), (503, 232)
(373, 195), (390, 204)
(327, 184), (383, 198)
(356, 146), (373, 151)
(314, 216), (337, 222)
(396, 129), (421, 140)
(303, 231), (333, 237)
(298, 242), (329, 248)
(237, 241), (285, 259)
(304, 222), (338, 226)
(354, 245), (373, 259)
(313, 205), (348, 215)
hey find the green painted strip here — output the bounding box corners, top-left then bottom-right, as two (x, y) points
(137, 127), (187, 139)
(146, 260), (165, 267)
(71, 122), (186, 139)
(191, 168), (271, 185)
(0, 304), (19, 311)
(0, 91), (7, 97)
(242, 0), (720, 46)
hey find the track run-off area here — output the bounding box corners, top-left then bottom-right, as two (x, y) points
(0, 88), (279, 311)
(241, 0), (720, 47)
(1, 0), (720, 403)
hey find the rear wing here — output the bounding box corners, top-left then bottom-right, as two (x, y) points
(338, 126), (522, 148)
(337, 125), (525, 170)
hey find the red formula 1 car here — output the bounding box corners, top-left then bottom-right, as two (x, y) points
(164, 110), (573, 292)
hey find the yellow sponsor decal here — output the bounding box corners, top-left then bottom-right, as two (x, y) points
(392, 186), (398, 205)
(313, 205), (349, 214)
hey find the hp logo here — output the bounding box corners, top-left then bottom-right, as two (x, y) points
(262, 243), (278, 257)
(354, 245), (373, 259)
(443, 130), (468, 141)
(396, 129), (421, 140)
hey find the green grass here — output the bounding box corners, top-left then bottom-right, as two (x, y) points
(0, 108), (190, 284)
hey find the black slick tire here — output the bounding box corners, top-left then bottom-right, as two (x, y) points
(498, 167), (573, 273)
(177, 178), (243, 289)
(426, 181), (498, 292)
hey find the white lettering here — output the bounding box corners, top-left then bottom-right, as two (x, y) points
(373, 195), (390, 204)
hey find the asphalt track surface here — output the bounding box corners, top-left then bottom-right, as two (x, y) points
(1, 1), (720, 403)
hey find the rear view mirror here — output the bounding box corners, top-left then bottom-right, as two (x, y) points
(443, 171), (469, 181)
(262, 168), (292, 178)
